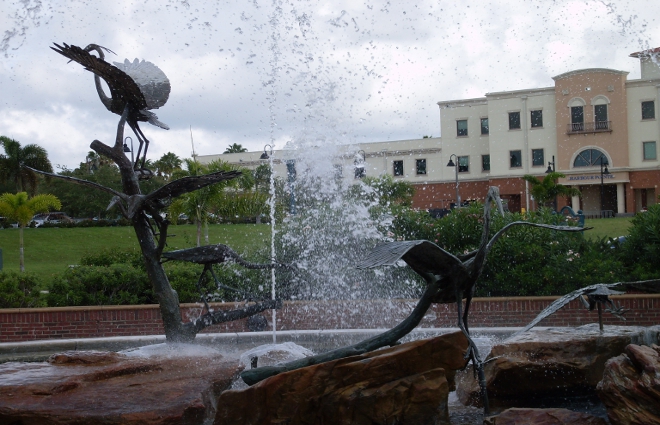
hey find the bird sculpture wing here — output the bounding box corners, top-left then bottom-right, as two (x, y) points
(113, 58), (171, 110)
(162, 244), (239, 264)
(356, 240), (462, 278)
(51, 43), (148, 111)
(141, 170), (242, 209)
(162, 244), (282, 270)
(510, 279), (660, 338)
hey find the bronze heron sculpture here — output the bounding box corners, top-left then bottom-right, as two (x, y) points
(51, 42), (170, 175)
(356, 186), (588, 414)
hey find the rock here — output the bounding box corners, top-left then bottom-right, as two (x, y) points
(484, 407), (608, 425)
(215, 331), (469, 425)
(457, 324), (660, 409)
(596, 343), (660, 425)
(0, 344), (242, 425)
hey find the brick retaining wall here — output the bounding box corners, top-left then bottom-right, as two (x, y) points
(1, 295), (659, 343)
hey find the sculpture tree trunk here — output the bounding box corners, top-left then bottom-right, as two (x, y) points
(90, 115), (192, 342)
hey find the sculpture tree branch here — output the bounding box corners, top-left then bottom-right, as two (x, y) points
(241, 277), (442, 385)
(185, 299), (283, 334)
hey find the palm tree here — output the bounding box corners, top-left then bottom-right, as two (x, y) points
(522, 172), (581, 210)
(169, 159), (252, 246)
(0, 192), (61, 272)
(0, 137), (53, 195)
(153, 152), (182, 180)
(223, 143), (248, 154)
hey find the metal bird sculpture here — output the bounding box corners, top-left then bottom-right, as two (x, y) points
(356, 186), (589, 415)
(510, 279), (660, 338)
(51, 42), (170, 175)
(162, 244), (286, 329)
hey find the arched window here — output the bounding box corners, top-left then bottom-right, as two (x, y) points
(573, 148), (607, 167)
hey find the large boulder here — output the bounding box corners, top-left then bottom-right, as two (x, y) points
(457, 324), (660, 409)
(484, 407), (608, 425)
(0, 345), (242, 425)
(215, 331), (469, 425)
(597, 344), (660, 425)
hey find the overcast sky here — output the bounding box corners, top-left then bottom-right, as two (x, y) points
(1, 0), (659, 171)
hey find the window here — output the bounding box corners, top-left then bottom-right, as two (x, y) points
(573, 149), (607, 167)
(510, 150), (522, 168)
(642, 101), (655, 120)
(457, 120), (468, 136)
(393, 160), (404, 176)
(415, 159), (427, 175)
(482, 155), (490, 171)
(532, 149), (544, 166)
(458, 156), (469, 172)
(594, 104), (608, 130)
(571, 106), (584, 131)
(530, 110), (543, 128)
(480, 118), (489, 135)
(508, 112), (521, 130)
(644, 142), (657, 160)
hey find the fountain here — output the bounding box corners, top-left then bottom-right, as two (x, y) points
(2, 1), (660, 424)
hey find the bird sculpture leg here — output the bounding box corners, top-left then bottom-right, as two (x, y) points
(196, 264), (213, 315)
(455, 291), (490, 415)
(127, 120), (151, 171)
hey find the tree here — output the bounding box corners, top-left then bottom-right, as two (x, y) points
(0, 192), (61, 272)
(169, 159), (253, 246)
(153, 152), (182, 180)
(0, 137), (53, 195)
(522, 172), (581, 210)
(223, 143), (248, 154)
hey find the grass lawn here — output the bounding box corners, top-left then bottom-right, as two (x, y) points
(582, 216), (634, 241)
(0, 224), (271, 282)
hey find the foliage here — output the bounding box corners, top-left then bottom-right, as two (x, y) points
(522, 172), (581, 209)
(0, 192), (62, 272)
(388, 204), (626, 297)
(619, 204), (660, 279)
(349, 175), (415, 208)
(0, 192), (61, 227)
(43, 248), (274, 306)
(153, 152), (182, 180)
(223, 143), (248, 154)
(0, 271), (44, 308)
(0, 136), (53, 195)
(169, 159), (258, 243)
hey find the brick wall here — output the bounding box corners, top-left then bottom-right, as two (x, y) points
(1, 295), (659, 343)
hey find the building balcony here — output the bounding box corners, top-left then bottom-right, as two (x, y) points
(567, 121), (612, 134)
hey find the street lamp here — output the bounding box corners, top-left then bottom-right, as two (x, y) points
(123, 136), (134, 166)
(545, 155), (556, 211)
(260, 144), (274, 160)
(600, 156), (610, 217)
(447, 154), (460, 208)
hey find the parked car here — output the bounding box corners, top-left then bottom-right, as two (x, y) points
(30, 212), (74, 227)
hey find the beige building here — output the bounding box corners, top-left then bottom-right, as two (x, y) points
(199, 48), (660, 214)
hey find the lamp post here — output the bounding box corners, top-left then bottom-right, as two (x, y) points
(545, 155), (556, 211)
(446, 154), (460, 208)
(354, 149), (366, 179)
(123, 136), (134, 167)
(600, 157), (610, 217)
(260, 144), (273, 160)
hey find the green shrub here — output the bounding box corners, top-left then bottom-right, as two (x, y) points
(387, 205), (626, 297)
(0, 271), (45, 308)
(46, 264), (153, 306)
(619, 204), (660, 279)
